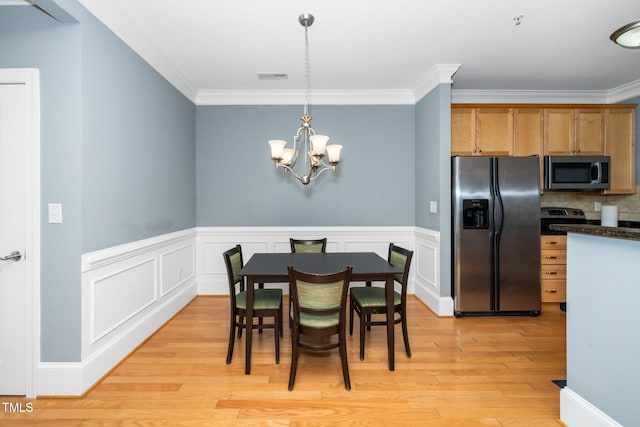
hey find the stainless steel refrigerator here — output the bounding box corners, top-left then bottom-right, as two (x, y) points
(452, 156), (541, 317)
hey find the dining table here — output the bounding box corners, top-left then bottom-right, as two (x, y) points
(238, 252), (402, 375)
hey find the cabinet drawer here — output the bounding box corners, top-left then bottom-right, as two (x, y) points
(541, 249), (567, 264)
(540, 236), (567, 250)
(541, 279), (567, 302)
(541, 264), (566, 279)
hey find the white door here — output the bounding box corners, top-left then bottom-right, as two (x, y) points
(0, 83), (28, 395)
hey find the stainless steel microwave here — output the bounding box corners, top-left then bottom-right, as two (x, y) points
(543, 155), (610, 190)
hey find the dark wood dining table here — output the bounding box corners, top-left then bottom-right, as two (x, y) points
(238, 252), (401, 375)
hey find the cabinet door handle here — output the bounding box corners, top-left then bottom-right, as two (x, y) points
(545, 289), (558, 293)
(545, 241), (558, 245)
(545, 255), (558, 259)
(545, 271), (558, 275)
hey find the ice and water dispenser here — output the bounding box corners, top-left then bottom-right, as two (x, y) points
(462, 199), (489, 229)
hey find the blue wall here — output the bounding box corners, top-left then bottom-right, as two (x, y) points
(415, 85), (452, 296)
(81, 9), (196, 252)
(0, 2), (196, 362)
(196, 105), (415, 226)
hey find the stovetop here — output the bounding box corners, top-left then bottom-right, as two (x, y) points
(541, 207), (587, 235)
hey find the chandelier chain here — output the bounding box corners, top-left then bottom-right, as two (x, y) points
(303, 22), (310, 117)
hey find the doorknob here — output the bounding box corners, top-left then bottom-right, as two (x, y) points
(0, 250), (22, 262)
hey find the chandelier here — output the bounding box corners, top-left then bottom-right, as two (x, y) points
(268, 13), (342, 187)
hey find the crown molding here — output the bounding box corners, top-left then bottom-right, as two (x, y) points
(196, 89), (416, 106)
(607, 78), (640, 103)
(77, 0), (198, 102)
(414, 64), (461, 102)
(451, 89), (610, 104)
(452, 78), (640, 105)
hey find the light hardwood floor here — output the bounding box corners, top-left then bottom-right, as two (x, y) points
(1, 296), (567, 426)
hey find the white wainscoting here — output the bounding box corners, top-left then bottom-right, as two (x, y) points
(37, 229), (198, 396)
(197, 226), (417, 295)
(413, 227), (453, 316)
(37, 225), (448, 396)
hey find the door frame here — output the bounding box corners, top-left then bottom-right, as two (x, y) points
(0, 68), (40, 397)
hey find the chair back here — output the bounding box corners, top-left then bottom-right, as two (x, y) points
(290, 238), (327, 253)
(288, 266), (351, 324)
(222, 245), (244, 297)
(388, 243), (413, 292)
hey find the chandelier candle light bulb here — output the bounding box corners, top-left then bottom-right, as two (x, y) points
(266, 13), (342, 187)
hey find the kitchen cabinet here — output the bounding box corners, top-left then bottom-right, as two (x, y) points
(514, 108), (544, 186)
(452, 103), (636, 194)
(543, 108), (604, 155)
(604, 107), (636, 195)
(540, 235), (567, 304)
(451, 107), (513, 156)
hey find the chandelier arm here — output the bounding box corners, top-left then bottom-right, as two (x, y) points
(308, 165), (335, 181)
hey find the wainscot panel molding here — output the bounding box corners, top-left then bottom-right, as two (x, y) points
(43, 226), (449, 396)
(414, 227), (452, 316)
(64, 228), (198, 397)
(561, 387), (623, 427)
(196, 226), (420, 296)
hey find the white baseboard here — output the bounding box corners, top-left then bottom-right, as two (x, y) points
(561, 387), (623, 427)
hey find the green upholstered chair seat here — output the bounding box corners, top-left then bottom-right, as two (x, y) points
(236, 289), (282, 310)
(350, 286), (401, 307)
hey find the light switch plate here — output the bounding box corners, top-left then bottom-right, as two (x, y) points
(429, 201), (438, 213)
(48, 203), (62, 224)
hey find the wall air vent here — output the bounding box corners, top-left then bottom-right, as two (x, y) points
(257, 73), (288, 80)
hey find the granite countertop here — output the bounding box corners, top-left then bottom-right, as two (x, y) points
(549, 224), (640, 241)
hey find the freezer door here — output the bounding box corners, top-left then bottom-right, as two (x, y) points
(494, 156), (541, 312)
(452, 157), (494, 312)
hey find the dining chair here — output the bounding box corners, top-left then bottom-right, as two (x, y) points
(289, 237), (327, 253)
(223, 245), (283, 365)
(287, 266), (353, 391)
(349, 243), (414, 361)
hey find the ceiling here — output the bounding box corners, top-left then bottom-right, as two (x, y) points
(14, 0), (640, 104)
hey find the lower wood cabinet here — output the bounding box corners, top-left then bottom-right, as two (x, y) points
(540, 235), (567, 303)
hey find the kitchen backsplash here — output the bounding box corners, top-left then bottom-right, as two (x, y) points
(541, 186), (640, 222)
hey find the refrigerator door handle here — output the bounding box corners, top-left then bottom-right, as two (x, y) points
(492, 158), (505, 311)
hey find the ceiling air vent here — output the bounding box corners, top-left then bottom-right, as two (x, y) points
(257, 73), (288, 80)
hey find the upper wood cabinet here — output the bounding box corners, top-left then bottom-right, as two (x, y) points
(451, 107), (513, 156)
(604, 107), (636, 194)
(543, 108), (604, 155)
(451, 103), (636, 194)
(513, 108), (543, 156)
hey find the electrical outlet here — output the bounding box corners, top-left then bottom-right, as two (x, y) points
(595, 202), (602, 212)
(48, 203), (63, 224)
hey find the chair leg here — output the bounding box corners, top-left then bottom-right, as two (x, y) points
(258, 316), (263, 334)
(401, 312), (411, 358)
(237, 316), (243, 338)
(274, 311), (280, 364)
(349, 297), (354, 335)
(359, 309), (366, 361)
(280, 304), (284, 337)
(226, 317), (236, 364)
(288, 327), (299, 391)
(339, 328), (351, 390)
